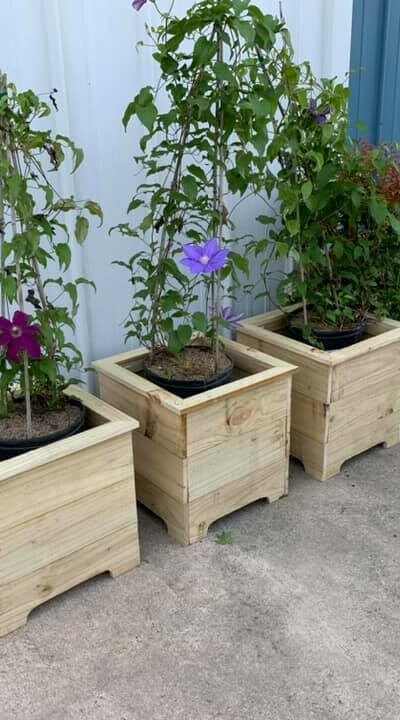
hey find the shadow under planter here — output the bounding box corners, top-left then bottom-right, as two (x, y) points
(0, 387), (140, 638)
(93, 338), (296, 545)
(238, 308), (400, 481)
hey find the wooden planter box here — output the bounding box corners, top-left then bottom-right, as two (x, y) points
(93, 338), (296, 545)
(238, 308), (400, 481)
(0, 387), (140, 637)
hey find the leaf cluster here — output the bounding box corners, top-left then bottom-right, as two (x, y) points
(0, 84), (102, 415)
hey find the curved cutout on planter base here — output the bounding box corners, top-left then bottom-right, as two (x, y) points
(0, 388), (140, 638)
(93, 338), (296, 546)
(238, 306), (400, 482)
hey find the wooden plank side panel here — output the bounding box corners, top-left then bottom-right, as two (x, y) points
(291, 392), (329, 445)
(187, 459), (288, 544)
(0, 526), (140, 636)
(238, 329), (331, 403)
(332, 343), (400, 400)
(0, 478), (137, 585)
(133, 434), (187, 503)
(187, 418), (287, 501)
(328, 378), (400, 441)
(0, 433), (135, 533)
(186, 378), (290, 456)
(98, 375), (186, 457)
(135, 474), (189, 546)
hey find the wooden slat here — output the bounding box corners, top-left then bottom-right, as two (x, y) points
(186, 378), (290, 456)
(133, 433), (188, 503)
(0, 526), (140, 634)
(187, 418), (286, 501)
(135, 474), (189, 546)
(238, 328), (332, 403)
(0, 479), (137, 584)
(187, 458), (288, 544)
(331, 343), (400, 399)
(291, 392), (329, 444)
(0, 433), (135, 532)
(99, 374), (186, 456)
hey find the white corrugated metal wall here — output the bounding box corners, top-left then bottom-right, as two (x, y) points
(1, 0), (353, 366)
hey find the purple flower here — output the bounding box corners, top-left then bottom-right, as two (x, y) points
(219, 306), (243, 327)
(308, 98), (330, 125)
(132, 0), (147, 9)
(180, 237), (229, 274)
(0, 311), (42, 363)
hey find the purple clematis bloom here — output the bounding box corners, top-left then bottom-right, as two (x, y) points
(0, 311), (42, 363)
(132, 0), (147, 9)
(308, 97), (330, 125)
(219, 306), (244, 327)
(180, 237), (229, 274)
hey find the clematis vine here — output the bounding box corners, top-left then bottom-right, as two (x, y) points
(0, 311), (42, 363)
(308, 98), (330, 125)
(180, 237), (229, 274)
(132, 0), (147, 9)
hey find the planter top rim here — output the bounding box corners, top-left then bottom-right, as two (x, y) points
(0, 386), (139, 483)
(93, 337), (296, 415)
(239, 309), (400, 366)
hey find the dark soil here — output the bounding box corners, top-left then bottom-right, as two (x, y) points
(0, 400), (82, 441)
(144, 346), (233, 382)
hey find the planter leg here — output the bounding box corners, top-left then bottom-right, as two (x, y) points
(0, 608), (29, 638)
(302, 457), (343, 482)
(382, 431), (400, 449)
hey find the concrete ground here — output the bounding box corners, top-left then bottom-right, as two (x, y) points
(1, 445), (399, 720)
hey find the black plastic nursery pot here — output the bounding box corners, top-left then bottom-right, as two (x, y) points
(288, 321), (366, 350)
(143, 348), (234, 398)
(0, 398), (86, 462)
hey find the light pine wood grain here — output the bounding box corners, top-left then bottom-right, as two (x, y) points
(239, 310), (400, 481)
(94, 340), (295, 545)
(0, 389), (140, 638)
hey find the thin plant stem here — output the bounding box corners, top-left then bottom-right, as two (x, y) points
(10, 162), (33, 437)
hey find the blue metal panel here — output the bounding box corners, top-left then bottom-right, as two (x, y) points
(378, 0), (400, 141)
(349, 0), (400, 143)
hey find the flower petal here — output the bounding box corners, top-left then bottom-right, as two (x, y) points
(12, 310), (31, 328)
(207, 247), (229, 271)
(182, 243), (203, 260)
(203, 236), (219, 258)
(180, 257), (204, 274)
(0, 317), (12, 333)
(6, 336), (41, 363)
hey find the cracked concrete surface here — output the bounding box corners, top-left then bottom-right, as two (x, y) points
(1, 445), (399, 720)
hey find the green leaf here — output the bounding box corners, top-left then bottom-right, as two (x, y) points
(230, 252), (249, 275)
(75, 215), (89, 245)
(286, 218), (300, 236)
(192, 37), (217, 67)
(370, 197), (387, 225)
(122, 101), (136, 130)
(38, 357), (58, 383)
(176, 324), (192, 347)
(84, 200), (103, 225)
(388, 213), (400, 235)
(301, 180), (313, 201)
(215, 530), (233, 545)
(192, 311), (207, 334)
(55, 242), (71, 270)
(136, 102), (157, 132)
(214, 61), (235, 84)
(181, 175), (198, 202)
(256, 215), (275, 225)
(232, 18), (256, 45)
(168, 330), (183, 356)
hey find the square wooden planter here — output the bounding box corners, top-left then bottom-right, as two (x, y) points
(237, 308), (400, 481)
(0, 387), (140, 637)
(93, 338), (296, 545)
